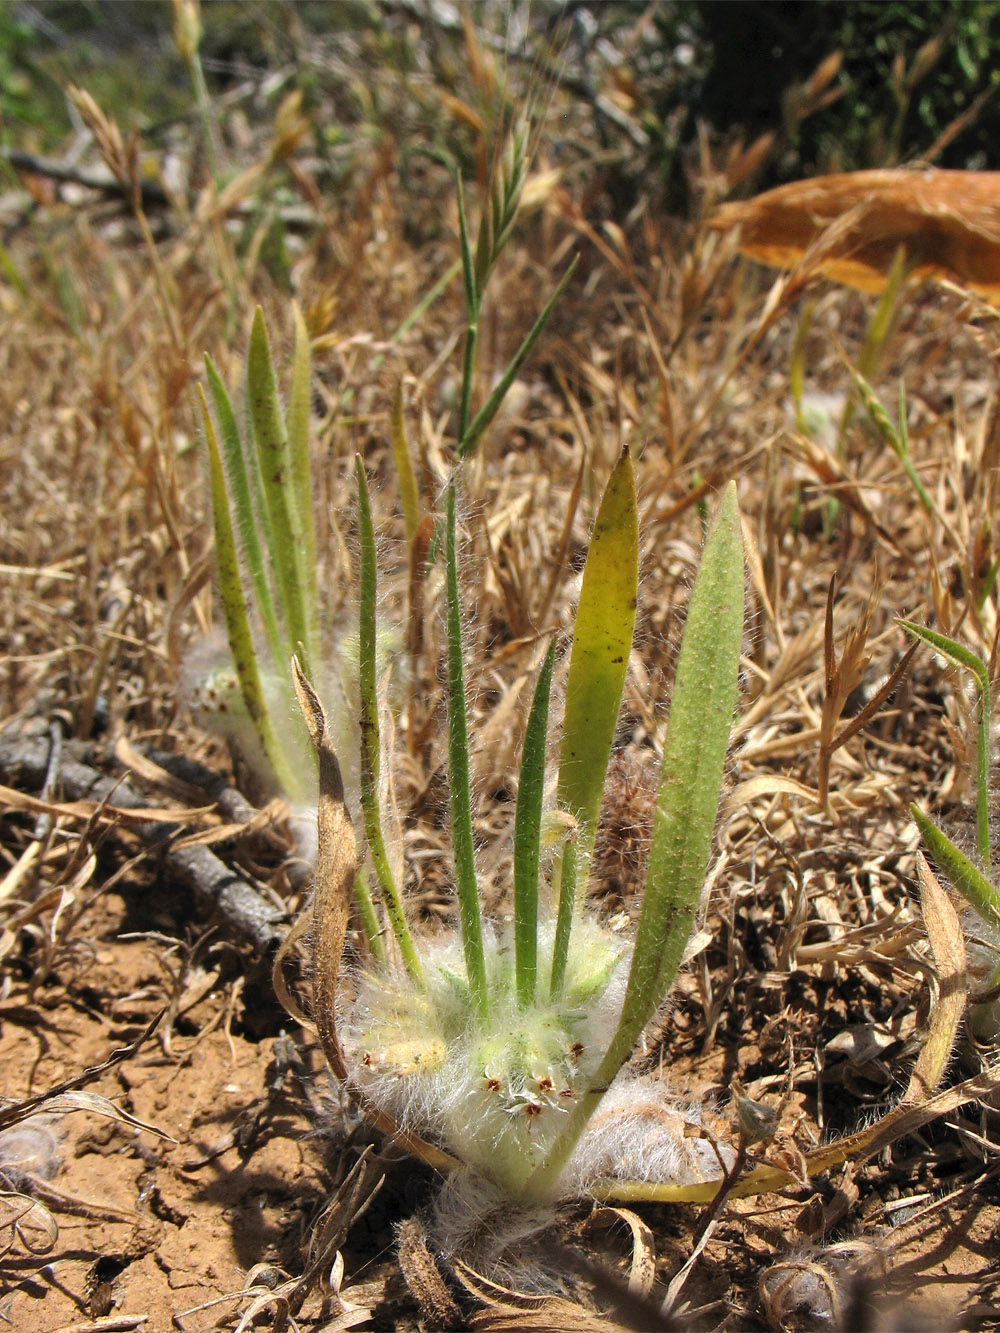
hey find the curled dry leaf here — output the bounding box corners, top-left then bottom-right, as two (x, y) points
(0, 1010), (167, 1136)
(454, 1258), (641, 1333)
(583, 1206), (656, 1296)
(0, 1189), (59, 1256)
(16, 1091), (169, 1141)
(709, 169), (1000, 302)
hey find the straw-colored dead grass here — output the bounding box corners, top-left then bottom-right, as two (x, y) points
(2, 19), (1000, 1331)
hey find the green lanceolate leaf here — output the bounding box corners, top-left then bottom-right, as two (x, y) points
(204, 354), (285, 668)
(390, 380), (421, 545)
(602, 480), (743, 1079)
(525, 483), (744, 1205)
(912, 803), (1000, 930)
(899, 620), (991, 867)
(199, 385), (297, 799)
(550, 447), (638, 997)
(514, 639), (557, 1008)
(445, 483), (488, 1020)
(898, 621), (990, 683)
(355, 456), (424, 987)
(247, 306), (314, 672)
(288, 302), (319, 648)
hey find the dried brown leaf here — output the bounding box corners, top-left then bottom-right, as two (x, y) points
(397, 1216), (463, 1330)
(902, 854), (967, 1106)
(583, 1207), (656, 1297)
(288, 659), (457, 1173)
(709, 169), (1000, 302)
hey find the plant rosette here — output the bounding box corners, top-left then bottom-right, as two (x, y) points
(286, 452), (745, 1231)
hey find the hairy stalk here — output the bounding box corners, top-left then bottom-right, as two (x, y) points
(356, 456), (424, 986)
(514, 640), (556, 1008)
(445, 483), (488, 1020)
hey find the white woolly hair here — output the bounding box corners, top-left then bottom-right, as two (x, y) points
(425, 1169), (574, 1292)
(338, 914), (630, 1184)
(563, 1074), (735, 1196)
(423, 1079), (735, 1291)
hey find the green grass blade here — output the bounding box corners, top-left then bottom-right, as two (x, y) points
(857, 246), (906, 382)
(602, 481), (743, 1077)
(388, 257), (462, 349)
(390, 380), (421, 544)
(514, 639), (556, 1009)
(456, 172), (478, 315)
(445, 482), (488, 1021)
(204, 354), (285, 667)
(550, 447), (638, 998)
(0, 241), (27, 300)
(199, 385), (297, 799)
(247, 307), (314, 672)
(353, 870), (386, 966)
(288, 302), (320, 648)
(834, 245), (906, 458)
(899, 620), (991, 866)
(849, 368), (935, 515)
(912, 804), (1000, 930)
(356, 456), (425, 987)
(456, 173), (478, 446)
(457, 255), (579, 461)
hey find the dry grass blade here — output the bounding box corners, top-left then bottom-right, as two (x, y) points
(816, 579), (916, 811)
(525, 1241), (683, 1332)
(0, 1012), (166, 1136)
(0, 782), (216, 827)
(289, 656), (355, 1082)
(0, 1189), (58, 1258)
(285, 1149), (384, 1322)
(583, 1206), (656, 1297)
(8, 1091), (168, 1142)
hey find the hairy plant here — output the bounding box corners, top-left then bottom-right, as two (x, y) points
(192, 119), (572, 821)
(289, 455), (745, 1210)
(194, 303), (320, 810)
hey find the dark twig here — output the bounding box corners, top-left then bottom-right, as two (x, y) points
(1, 146), (170, 207)
(0, 726), (287, 955)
